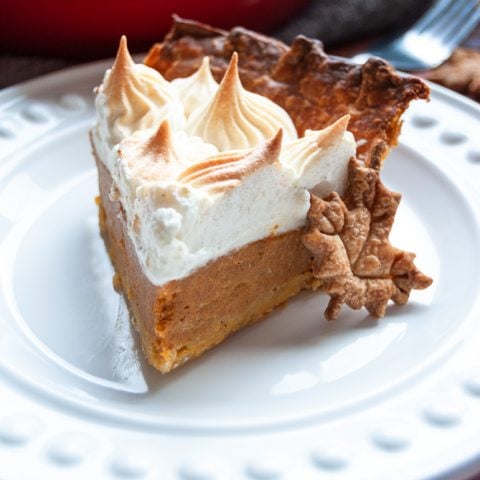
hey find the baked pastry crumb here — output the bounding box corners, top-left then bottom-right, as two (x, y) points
(425, 48), (480, 101)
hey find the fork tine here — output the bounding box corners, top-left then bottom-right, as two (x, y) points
(426, 0), (476, 38)
(444, 6), (480, 49)
(352, 0), (480, 70)
(412, 0), (455, 34)
(438, 1), (480, 43)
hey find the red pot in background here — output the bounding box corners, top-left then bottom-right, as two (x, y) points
(1, 0), (309, 58)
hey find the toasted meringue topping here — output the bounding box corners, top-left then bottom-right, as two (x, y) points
(185, 53), (297, 151)
(281, 115), (354, 196)
(119, 121), (181, 182)
(117, 120), (218, 186)
(93, 39), (358, 286)
(178, 130), (282, 193)
(140, 120), (177, 160)
(304, 115), (351, 147)
(97, 36), (185, 146)
(172, 57), (219, 118)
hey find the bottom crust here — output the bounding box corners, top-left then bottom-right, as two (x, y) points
(96, 157), (317, 373)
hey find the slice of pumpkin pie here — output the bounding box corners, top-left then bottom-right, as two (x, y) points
(91, 20), (431, 373)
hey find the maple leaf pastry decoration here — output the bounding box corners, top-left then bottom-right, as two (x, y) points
(302, 157), (433, 320)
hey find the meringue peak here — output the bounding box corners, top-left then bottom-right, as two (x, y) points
(257, 128), (283, 165)
(281, 115), (355, 195)
(307, 115), (351, 149)
(196, 57), (216, 86)
(113, 35), (134, 75)
(172, 56), (218, 118)
(96, 36), (186, 147)
(142, 120), (178, 163)
(117, 121), (220, 187)
(118, 121), (180, 184)
(185, 52), (297, 151)
(215, 51), (240, 105)
(178, 129), (283, 193)
(103, 36), (136, 103)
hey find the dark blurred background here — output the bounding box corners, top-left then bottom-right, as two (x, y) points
(0, 0), (479, 97)
(0, 0), (432, 87)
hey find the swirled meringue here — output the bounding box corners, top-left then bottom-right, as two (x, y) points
(178, 130), (282, 193)
(185, 52), (298, 151)
(172, 57), (219, 118)
(92, 39), (358, 286)
(114, 120), (218, 202)
(281, 115), (355, 197)
(95, 36), (185, 149)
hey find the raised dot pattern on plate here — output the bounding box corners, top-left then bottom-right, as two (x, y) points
(467, 149), (480, 163)
(0, 415), (43, 446)
(58, 94), (87, 114)
(311, 445), (349, 470)
(439, 130), (468, 145)
(464, 372), (480, 397)
(411, 115), (438, 128)
(47, 432), (93, 466)
(178, 459), (220, 480)
(371, 424), (411, 451)
(109, 452), (150, 478)
(0, 117), (21, 139)
(22, 103), (52, 123)
(245, 458), (283, 479)
(423, 400), (462, 427)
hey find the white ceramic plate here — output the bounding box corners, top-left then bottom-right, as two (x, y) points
(0, 61), (480, 480)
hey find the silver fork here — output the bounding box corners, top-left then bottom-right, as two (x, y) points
(353, 0), (480, 71)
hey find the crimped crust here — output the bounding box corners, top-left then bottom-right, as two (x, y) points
(144, 16), (430, 165)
